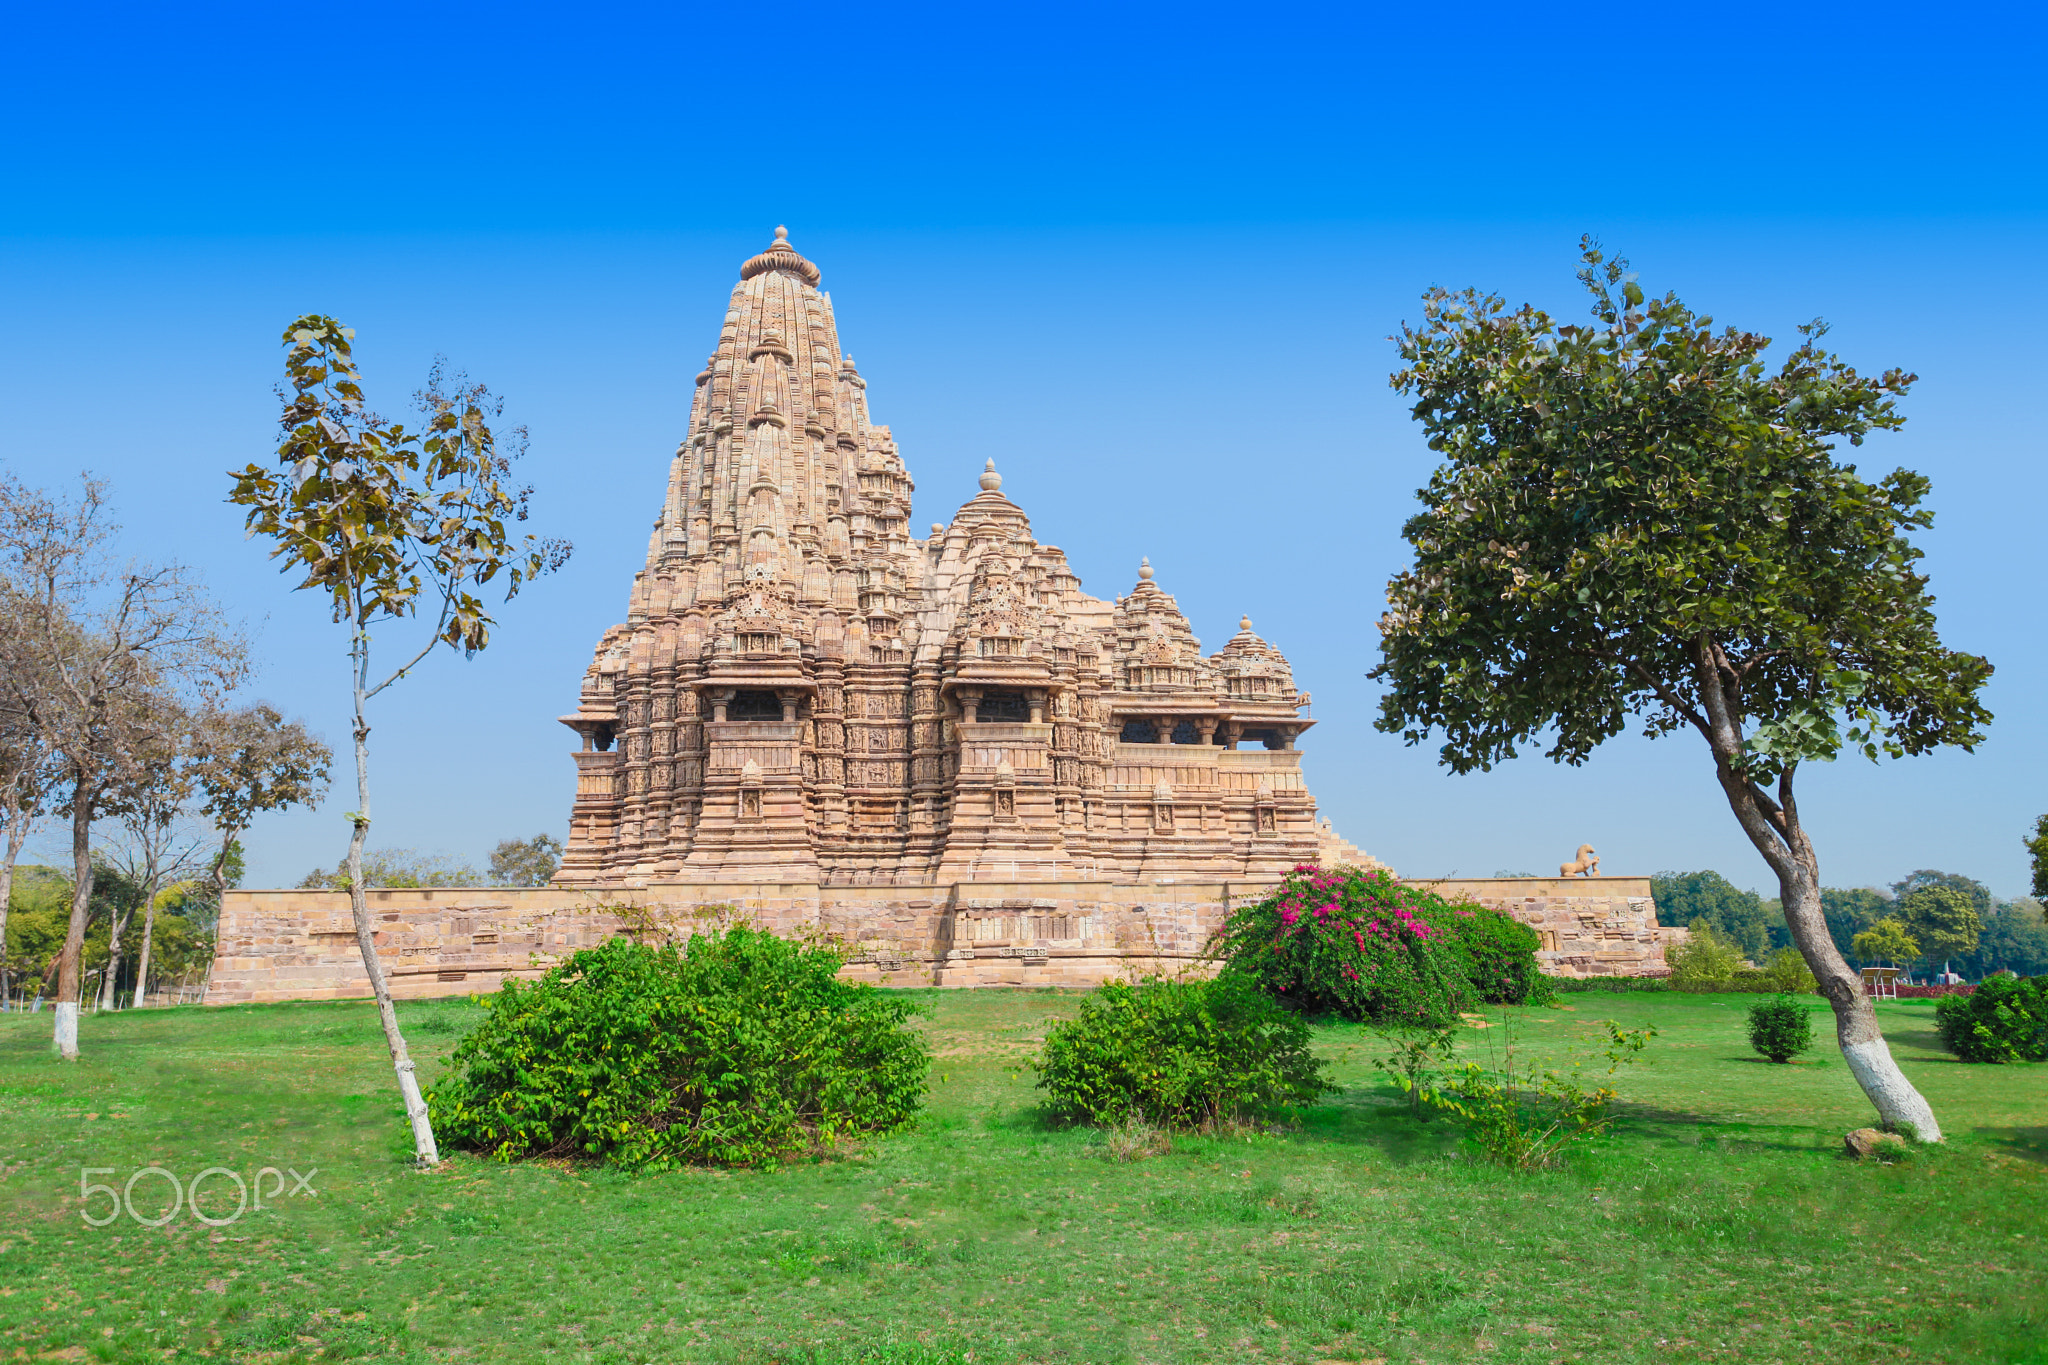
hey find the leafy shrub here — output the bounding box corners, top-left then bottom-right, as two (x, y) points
(1369, 1022), (1459, 1119)
(1033, 972), (1334, 1128)
(1212, 864), (1527, 1024)
(1760, 947), (1819, 994)
(1667, 922), (1744, 992)
(428, 929), (929, 1168)
(1424, 1016), (1656, 1167)
(1934, 972), (2048, 1063)
(1443, 905), (1554, 1005)
(1746, 994), (1816, 1063)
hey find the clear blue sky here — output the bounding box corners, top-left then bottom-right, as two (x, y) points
(3, 2), (2043, 896)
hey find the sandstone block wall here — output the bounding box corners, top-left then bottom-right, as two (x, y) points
(1410, 876), (1683, 979)
(206, 875), (1674, 1005)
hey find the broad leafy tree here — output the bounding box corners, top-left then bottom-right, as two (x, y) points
(488, 833), (562, 887)
(229, 318), (569, 1166)
(1374, 240), (1991, 1140)
(2025, 817), (2048, 909)
(1894, 885), (1981, 972)
(1852, 919), (1919, 968)
(190, 701), (332, 900)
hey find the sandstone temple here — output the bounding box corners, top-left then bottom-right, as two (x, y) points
(203, 231), (1679, 1004)
(554, 226), (1353, 888)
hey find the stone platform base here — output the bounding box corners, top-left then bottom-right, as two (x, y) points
(204, 875), (1673, 1006)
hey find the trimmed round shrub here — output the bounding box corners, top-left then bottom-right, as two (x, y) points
(1746, 993), (1815, 1063)
(1935, 972), (2048, 1063)
(428, 928), (929, 1168)
(1212, 864), (1544, 1024)
(1033, 973), (1334, 1128)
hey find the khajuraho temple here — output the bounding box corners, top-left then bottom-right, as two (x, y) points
(204, 231), (1679, 1004)
(554, 227), (1363, 889)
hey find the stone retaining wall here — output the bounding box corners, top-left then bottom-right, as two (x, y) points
(205, 874), (1675, 1005)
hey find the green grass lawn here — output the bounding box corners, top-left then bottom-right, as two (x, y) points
(0, 989), (2042, 1365)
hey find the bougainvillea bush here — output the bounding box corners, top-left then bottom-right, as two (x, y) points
(1211, 865), (1542, 1024)
(428, 928), (929, 1168)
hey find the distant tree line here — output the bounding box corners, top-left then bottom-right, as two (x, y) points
(1652, 866), (2048, 980)
(295, 834), (562, 890)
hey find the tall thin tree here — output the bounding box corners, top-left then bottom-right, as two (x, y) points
(0, 686), (62, 1008)
(229, 318), (569, 1166)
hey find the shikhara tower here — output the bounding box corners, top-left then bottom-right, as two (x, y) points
(558, 228), (1369, 888)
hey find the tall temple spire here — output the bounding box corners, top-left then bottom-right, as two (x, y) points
(559, 231), (1351, 888)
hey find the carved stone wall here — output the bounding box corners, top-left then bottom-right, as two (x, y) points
(206, 875), (1674, 1005)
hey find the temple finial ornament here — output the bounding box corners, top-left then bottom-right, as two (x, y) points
(1240, 615), (1252, 631)
(1138, 557), (1154, 581)
(980, 458), (1002, 491)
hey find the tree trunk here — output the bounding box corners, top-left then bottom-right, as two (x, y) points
(1756, 828), (1939, 1137)
(1693, 645), (1941, 1140)
(0, 810), (25, 1013)
(53, 780), (94, 1059)
(98, 906), (133, 1012)
(346, 633), (439, 1167)
(132, 899), (157, 1009)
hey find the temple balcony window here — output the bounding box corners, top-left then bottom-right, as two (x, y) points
(976, 690), (1031, 723)
(730, 690), (785, 721)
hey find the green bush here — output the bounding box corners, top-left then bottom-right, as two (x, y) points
(1667, 922), (1744, 992)
(1443, 905), (1554, 1005)
(1212, 864), (1544, 1024)
(428, 928), (930, 1168)
(1760, 947), (1819, 994)
(1033, 973), (1335, 1129)
(1425, 1016), (1657, 1168)
(1746, 994), (1816, 1063)
(1934, 973), (2048, 1063)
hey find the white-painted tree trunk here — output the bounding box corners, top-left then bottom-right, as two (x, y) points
(52, 784), (95, 1060)
(345, 625), (440, 1167)
(52, 1000), (78, 1056)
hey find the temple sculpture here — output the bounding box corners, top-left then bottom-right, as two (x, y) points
(555, 227), (1368, 888)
